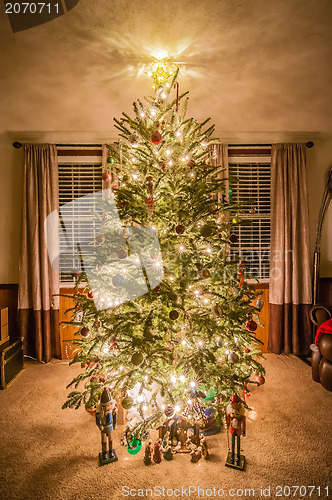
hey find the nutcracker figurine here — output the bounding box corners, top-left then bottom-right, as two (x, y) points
(95, 387), (118, 465)
(225, 394), (246, 470)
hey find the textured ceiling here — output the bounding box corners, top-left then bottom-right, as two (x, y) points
(0, 0), (331, 138)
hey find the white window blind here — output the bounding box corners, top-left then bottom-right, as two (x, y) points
(58, 146), (103, 284)
(228, 146), (271, 281)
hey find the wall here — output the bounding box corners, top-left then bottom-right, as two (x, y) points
(0, 138), (23, 284)
(1, 0), (331, 282)
(306, 136), (332, 277)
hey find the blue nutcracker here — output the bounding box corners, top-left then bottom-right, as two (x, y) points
(95, 387), (118, 465)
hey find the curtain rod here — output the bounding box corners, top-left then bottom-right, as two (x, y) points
(12, 142), (103, 148)
(12, 141), (315, 149)
(228, 142), (314, 148)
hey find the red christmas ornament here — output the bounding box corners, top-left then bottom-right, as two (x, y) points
(84, 401), (97, 416)
(246, 320), (258, 332)
(187, 159), (195, 169)
(88, 291), (94, 299)
(175, 224), (185, 235)
(80, 327), (90, 338)
(102, 172), (112, 182)
(117, 249), (128, 260)
(255, 375), (265, 385)
(169, 310), (179, 320)
(151, 131), (162, 144)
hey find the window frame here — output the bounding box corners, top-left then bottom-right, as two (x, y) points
(228, 146), (271, 284)
(57, 146), (103, 286)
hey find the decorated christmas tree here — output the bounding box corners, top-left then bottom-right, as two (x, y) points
(61, 65), (265, 458)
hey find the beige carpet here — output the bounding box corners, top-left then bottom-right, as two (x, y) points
(0, 355), (331, 500)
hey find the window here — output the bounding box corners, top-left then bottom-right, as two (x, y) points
(228, 146), (271, 281)
(58, 146), (103, 284)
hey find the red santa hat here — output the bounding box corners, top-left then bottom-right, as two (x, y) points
(315, 318), (332, 345)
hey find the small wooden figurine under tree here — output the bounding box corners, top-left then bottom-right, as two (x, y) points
(144, 439), (153, 466)
(153, 439), (162, 463)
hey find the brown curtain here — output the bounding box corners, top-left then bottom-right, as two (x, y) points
(268, 144), (312, 355)
(18, 144), (60, 363)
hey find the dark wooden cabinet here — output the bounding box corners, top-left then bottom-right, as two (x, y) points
(0, 338), (24, 389)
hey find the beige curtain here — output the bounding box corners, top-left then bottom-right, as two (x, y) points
(18, 144), (60, 363)
(209, 144), (229, 204)
(268, 144), (312, 355)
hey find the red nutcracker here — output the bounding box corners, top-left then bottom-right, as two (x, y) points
(225, 394), (246, 470)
